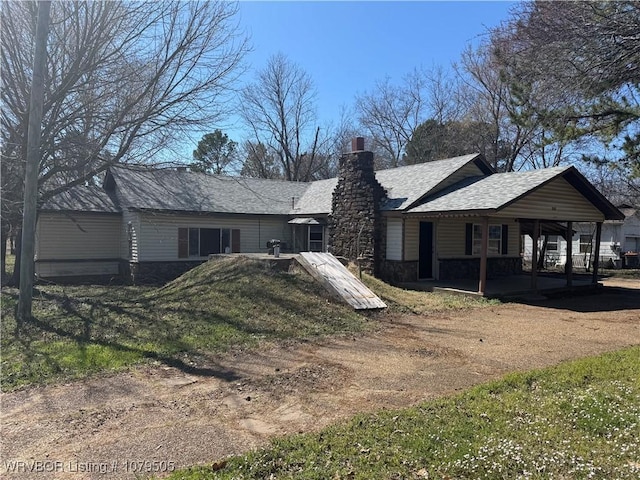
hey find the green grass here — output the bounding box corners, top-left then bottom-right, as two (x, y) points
(358, 269), (499, 315)
(1, 257), (494, 391)
(1, 257), (369, 390)
(167, 346), (640, 480)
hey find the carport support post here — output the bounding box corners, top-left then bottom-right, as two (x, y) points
(478, 217), (489, 295)
(531, 219), (539, 291)
(566, 221), (573, 287)
(592, 221), (602, 284)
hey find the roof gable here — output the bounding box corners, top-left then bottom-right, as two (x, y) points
(376, 153), (489, 211)
(408, 166), (624, 221)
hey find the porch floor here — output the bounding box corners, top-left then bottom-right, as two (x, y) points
(398, 274), (601, 300)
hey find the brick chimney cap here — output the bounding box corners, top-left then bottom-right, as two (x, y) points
(351, 137), (365, 152)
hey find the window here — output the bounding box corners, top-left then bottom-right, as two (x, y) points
(579, 234), (592, 253)
(472, 224), (503, 255)
(178, 228), (240, 258)
(309, 225), (324, 252)
(547, 235), (558, 251)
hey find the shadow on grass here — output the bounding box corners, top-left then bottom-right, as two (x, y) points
(519, 285), (640, 312)
(2, 260), (364, 389)
(5, 288), (244, 383)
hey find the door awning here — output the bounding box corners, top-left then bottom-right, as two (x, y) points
(288, 217), (326, 225)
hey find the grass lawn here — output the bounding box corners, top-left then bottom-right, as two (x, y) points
(168, 346), (640, 480)
(1, 257), (494, 391)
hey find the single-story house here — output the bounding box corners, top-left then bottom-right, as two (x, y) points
(36, 140), (623, 292)
(523, 204), (640, 269)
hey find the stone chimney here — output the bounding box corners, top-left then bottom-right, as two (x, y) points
(329, 137), (386, 275)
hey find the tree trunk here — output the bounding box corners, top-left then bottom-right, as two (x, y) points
(537, 235), (548, 270)
(17, 0), (50, 324)
(10, 227), (22, 287)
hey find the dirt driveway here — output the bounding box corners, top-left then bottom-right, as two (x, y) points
(2, 279), (639, 479)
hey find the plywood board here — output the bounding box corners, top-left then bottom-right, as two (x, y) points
(297, 252), (387, 310)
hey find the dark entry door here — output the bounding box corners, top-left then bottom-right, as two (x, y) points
(419, 221), (433, 279)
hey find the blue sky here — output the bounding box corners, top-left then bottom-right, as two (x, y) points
(190, 1), (518, 152)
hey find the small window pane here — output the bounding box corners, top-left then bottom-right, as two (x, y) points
(200, 228), (220, 256)
(221, 229), (231, 253)
(473, 224), (502, 256)
(579, 235), (592, 253)
(309, 225), (323, 252)
(188, 228), (199, 257)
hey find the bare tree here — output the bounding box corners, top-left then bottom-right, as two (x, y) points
(491, 1), (640, 175)
(1, 0), (248, 283)
(355, 69), (426, 168)
(355, 66), (462, 168)
(239, 53), (335, 182)
(455, 44), (536, 172)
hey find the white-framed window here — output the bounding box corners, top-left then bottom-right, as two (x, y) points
(473, 224), (503, 255)
(547, 235), (559, 251)
(309, 225), (324, 252)
(579, 234), (592, 254)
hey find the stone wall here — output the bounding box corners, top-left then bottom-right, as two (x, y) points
(380, 260), (419, 283)
(438, 257), (522, 281)
(329, 149), (386, 275)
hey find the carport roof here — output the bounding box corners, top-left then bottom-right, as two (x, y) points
(407, 166), (624, 221)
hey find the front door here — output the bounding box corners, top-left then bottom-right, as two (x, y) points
(419, 221), (433, 279)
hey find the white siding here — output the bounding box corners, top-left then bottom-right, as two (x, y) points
(136, 213), (291, 261)
(36, 213), (121, 259)
(35, 212), (121, 277)
(404, 220), (419, 261)
(436, 219), (467, 258)
(497, 177), (605, 222)
(386, 218), (403, 261)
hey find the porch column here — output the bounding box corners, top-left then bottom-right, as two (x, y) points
(565, 221), (573, 287)
(478, 217), (489, 295)
(592, 221), (602, 284)
(531, 219), (539, 291)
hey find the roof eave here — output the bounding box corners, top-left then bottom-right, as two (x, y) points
(562, 167), (625, 221)
(405, 208), (496, 218)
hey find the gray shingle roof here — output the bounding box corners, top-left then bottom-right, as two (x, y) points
(290, 153), (484, 215)
(105, 154), (487, 217)
(107, 167), (309, 215)
(376, 153), (482, 211)
(40, 185), (120, 213)
(291, 178), (337, 215)
(408, 167), (570, 214)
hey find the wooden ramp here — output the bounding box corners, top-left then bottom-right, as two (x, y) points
(296, 252), (387, 310)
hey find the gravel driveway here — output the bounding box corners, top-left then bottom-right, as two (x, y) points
(2, 278), (639, 479)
